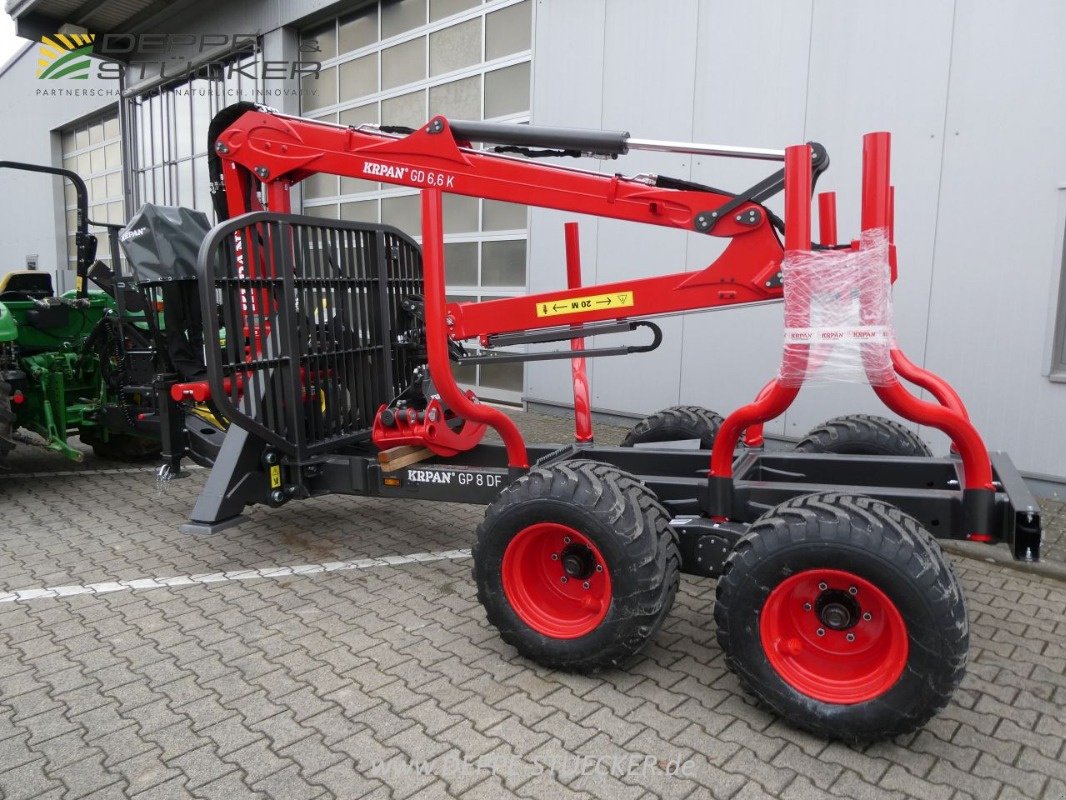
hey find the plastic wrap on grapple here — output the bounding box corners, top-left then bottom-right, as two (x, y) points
(779, 229), (894, 387)
(119, 204), (211, 285)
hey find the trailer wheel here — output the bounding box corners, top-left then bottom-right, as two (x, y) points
(714, 491), (967, 741)
(795, 414), (932, 457)
(474, 459), (679, 672)
(0, 381), (15, 462)
(621, 405), (724, 449)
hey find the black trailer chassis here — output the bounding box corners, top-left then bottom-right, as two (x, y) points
(181, 434), (1041, 576)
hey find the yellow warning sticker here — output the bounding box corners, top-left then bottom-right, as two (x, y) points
(269, 464), (282, 489)
(535, 291), (635, 318)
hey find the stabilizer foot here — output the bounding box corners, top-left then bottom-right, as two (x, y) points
(181, 515), (249, 536)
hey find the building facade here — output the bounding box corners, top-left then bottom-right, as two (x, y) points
(1, 0), (1065, 490)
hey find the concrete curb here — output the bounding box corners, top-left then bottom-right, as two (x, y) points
(940, 540), (1066, 583)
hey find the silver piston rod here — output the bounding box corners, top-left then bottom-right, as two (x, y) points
(625, 138), (786, 162)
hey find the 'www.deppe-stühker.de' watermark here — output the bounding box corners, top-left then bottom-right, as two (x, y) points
(368, 752), (697, 781)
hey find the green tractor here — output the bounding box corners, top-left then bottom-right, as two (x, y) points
(0, 162), (160, 464)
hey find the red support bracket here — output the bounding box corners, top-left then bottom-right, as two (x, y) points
(818, 191), (838, 247)
(711, 143), (813, 478)
(708, 133), (995, 537)
(857, 132), (990, 491)
(420, 189), (529, 469)
(564, 222), (594, 443)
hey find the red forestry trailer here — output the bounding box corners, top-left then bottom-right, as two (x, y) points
(140, 102), (1041, 741)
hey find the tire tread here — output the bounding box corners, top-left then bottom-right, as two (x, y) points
(795, 414), (932, 457)
(474, 459), (679, 672)
(715, 490), (967, 741)
(621, 405), (723, 449)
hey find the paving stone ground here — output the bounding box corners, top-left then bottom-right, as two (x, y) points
(0, 410), (1064, 800)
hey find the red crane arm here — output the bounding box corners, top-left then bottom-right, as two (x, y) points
(213, 109), (786, 340)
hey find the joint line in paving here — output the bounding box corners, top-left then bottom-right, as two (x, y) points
(0, 548), (473, 604)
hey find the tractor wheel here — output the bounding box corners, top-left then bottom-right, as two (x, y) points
(474, 459), (680, 672)
(621, 405), (724, 449)
(81, 431), (160, 462)
(794, 414), (932, 457)
(714, 491), (967, 741)
(0, 381), (15, 463)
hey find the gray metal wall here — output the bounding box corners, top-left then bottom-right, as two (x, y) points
(526, 0), (1066, 485)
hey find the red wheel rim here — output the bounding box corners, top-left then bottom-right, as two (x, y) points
(759, 568), (908, 704)
(501, 523), (612, 639)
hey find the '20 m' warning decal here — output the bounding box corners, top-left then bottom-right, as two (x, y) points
(536, 291), (635, 318)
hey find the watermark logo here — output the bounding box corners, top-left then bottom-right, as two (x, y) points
(33, 29), (322, 98)
(37, 33), (96, 80)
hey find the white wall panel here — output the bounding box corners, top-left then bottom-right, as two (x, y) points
(678, 0), (814, 436)
(787, 0), (956, 442)
(525, 0), (607, 406)
(925, 1), (1066, 477)
(525, 0), (1066, 483)
(583, 0), (700, 413)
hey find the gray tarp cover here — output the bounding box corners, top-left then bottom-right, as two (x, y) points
(119, 204), (211, 284)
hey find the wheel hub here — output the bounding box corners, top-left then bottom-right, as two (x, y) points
(501, 523), (612, 639)
(759, 568), (909, 704)
(561, 543), (596, 580)
(815, 589), (860, 631)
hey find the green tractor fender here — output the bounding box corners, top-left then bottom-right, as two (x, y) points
(0, 302), (16, 343)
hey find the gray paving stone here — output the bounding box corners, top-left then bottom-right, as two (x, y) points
(165, 743), (238, 792)
(306, 758), (382, 800)
(0, 410), (1063, 800)
(107, 750), (182, 796)
(43, 752), (123, 798)
(0, 757), (64, 800)
(248, 763), (327, 800)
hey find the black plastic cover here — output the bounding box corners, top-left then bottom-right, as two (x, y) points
(26, 305), (70, 330)
(446, 119), (629, 157)
(207, 101), (259, 222)
(119, 204), (211, 285)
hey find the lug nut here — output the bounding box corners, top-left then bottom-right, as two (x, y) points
(550, 553), (559, 561)
(560, 576), (568, 584)
(863, 612), (872, 621)
(816, 628), (826, 637)
(582, 581), (590, 590)
(846, 633), (856, 642)
(803, 603), (812, 612)
(848, 586), (858, 595)
(818, 582), (828, 591)
(595, 564), (603, 572)
(563, 536), (572, 544)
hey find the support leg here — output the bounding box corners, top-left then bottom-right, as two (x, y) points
(182, 423), (266, 534)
